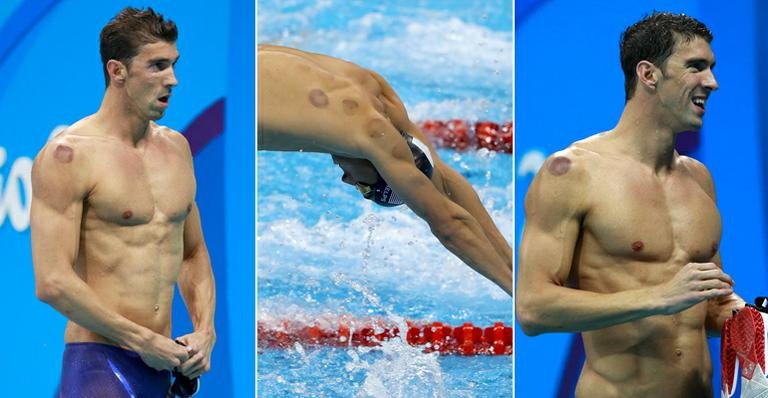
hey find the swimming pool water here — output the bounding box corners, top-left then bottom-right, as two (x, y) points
(258, 1), (513, 396)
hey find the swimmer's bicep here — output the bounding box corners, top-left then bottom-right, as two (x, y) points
(374, 151), (447, 219)
(395, 165), (446, 219)
(524, 168), (585, 232)
(30, 160), (86, 272)
(520, 162), (586, 284)
(519, 216), (581, 286)
(182, 202), (207, 261)
(30, 198), (83, 274)
(167, 133), (205, 261)
(361, 122), (449, 217)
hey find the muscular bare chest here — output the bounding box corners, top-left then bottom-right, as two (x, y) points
(583, 164), (721, 265)
(86, 139), (195, 226)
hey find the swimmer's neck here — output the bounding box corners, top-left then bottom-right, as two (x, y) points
(92, 88), (153, 146)
(609, 102), (679, 173)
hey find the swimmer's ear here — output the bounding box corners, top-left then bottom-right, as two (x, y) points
(106, 59), (127, 85)
(636, 60), (659, 91)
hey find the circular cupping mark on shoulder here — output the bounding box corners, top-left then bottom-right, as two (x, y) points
(308, 89), (329, 108)
(547, 156), (571, 176)
(342, 99), (359, 115)
(54, 145), (74, 163)
(366, 118), (386, 138)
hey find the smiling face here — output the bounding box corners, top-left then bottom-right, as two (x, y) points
(655, 35), (719, 132)
(123, 41), (179, 121)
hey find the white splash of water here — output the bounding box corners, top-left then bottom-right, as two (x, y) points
(355, 339), (446, 398)
(258, 207), (509, 298)
(333, 274), (447, 398)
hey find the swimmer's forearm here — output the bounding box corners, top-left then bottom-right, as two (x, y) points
(706, 293), (745, 337)
(438, 164), (512, 261)
(516, 286), (668, 336)
(431, 208), (513, 296)
(36, 271), (154, 347)
(180, 203), (216, 332)
(179, 245), (216, 332)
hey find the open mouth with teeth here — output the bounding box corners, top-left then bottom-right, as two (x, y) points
(691, 96), (706, 112)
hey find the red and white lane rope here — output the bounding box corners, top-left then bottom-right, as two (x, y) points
(419, 120), (513, 153)
(258, 318), (513, 356)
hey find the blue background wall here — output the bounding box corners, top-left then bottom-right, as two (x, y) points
(516, 1), (764, 397)
(0, 1), (254, 396)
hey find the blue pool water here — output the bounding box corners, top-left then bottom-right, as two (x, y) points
(258, 1), (513, 396)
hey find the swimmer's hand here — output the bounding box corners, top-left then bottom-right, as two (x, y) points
(133, 331), (191, 371)
(175, 329), (216, 379)
(655, 262), (734, 315)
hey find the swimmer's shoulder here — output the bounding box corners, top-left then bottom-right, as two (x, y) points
(258, 44), (338, 66)
(152, 123), (193, 157)
(32, 122), (97, 199)
(567, 130), (623, 172)
(677, 154), (716, 198)
(525, 142), (598, 217)
(259, 44), (366, 77)
(47, 115), (121, 147)
(258, 44), (307, 59)
(538, 138), (602, 183)
(35, 117), (101, 166)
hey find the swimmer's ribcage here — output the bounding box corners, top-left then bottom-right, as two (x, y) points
(257, 318), (513, 356)
(722, 306), (768, 397)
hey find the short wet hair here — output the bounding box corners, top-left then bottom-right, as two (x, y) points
(620, 12), (712, 101)
(99, 7), (177, 86)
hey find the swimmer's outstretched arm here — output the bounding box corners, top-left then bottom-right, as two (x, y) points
(368, 71), (513, 268)
(361, 125), (513, 296)
(433, 162), (512, 269)
(516, 151), (736, 336)
(367, 71), (512, 293)
(30, 138), (189, 371)
(258, 47), (512, 294)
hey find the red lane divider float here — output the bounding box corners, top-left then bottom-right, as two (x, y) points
(419, 120), (513, 153)
(258, 319), (513, 356)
